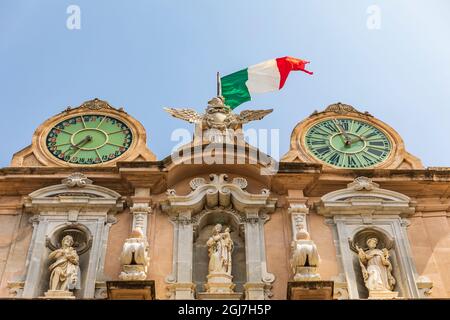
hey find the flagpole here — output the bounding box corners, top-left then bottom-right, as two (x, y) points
(217, 72), (222, 97)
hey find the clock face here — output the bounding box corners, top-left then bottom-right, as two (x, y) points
(304, 118), (392, 168)
(46, 115), (133, 165)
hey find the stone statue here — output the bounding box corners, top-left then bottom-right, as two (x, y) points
(164, 96), (273, 131)
(291, 229), (320, 281)
(47, 235), (81, 294)
(119, 228), (149, 280)
(206, 224), (233, 275)
(356, 237), (396, 293)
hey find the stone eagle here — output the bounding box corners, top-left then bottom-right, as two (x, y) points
(164, 96), (272, 130)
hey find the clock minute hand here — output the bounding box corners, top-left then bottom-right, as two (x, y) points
(333, 119), (351, 145)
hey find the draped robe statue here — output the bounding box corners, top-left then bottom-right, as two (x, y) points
(356, 237), (396, 292)
(206, 224), (233, 275)
(48, 235), (81, 292)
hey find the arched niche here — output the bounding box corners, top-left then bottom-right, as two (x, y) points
(162, 173), (276, 300)
(20, 173), (124, 299)
(39, 224), (93, 298)
(192, 209), (246, 294)
(348, 227), (406, 299)
(316, 176), (422, 299)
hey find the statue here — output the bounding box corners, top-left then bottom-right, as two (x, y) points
(356, 237), (396, 296)
(291, 229), (320, 281)
(206, 224), (233, 275)
(164, 96), (273, 132)
(203, 224), (237, 294)
(46, 235), (81, 296)
(119, 228), (149, 280)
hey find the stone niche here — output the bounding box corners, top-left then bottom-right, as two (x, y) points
(316, 176), (426, 299)
(19, 173), (124, 299)
(192, 212), (246, 294)
(162, 174), (276, 300)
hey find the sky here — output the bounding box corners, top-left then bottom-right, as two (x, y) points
(1, 0), (450, 168)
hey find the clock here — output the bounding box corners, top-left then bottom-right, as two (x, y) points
(304, 118), (392, 168)
(45, 114), (133, 165)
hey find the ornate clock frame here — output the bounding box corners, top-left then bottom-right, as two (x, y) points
(281, 103), (423, 170)
(11, 98), (156, 167)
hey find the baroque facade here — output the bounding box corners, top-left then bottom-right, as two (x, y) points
(0, 97), (448, 299)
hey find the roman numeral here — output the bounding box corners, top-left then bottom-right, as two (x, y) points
(347, 155), (357, 167)
(364, 131), (378, 139)
(316, 146), (331, 156)
(329, 152), (341, 165)
(309, 140), (326, 145)
(355, 124), (363, 133)
(367, 148), (383, 157)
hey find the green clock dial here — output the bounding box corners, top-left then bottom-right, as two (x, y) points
(305, 118), (391, 168)
(46, 115), (133, 165)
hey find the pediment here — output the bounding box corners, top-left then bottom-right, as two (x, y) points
(25, 173), (123, 213)
(316, 176), (414, 217)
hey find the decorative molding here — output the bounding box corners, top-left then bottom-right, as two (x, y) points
(162, 174), (276, 216)
(347, 176), (379, 191)
(78, 98), (117, 111)
(316, 176), (414, 217)
(322, 102), (369, 116)
(62, 173), (93, 188)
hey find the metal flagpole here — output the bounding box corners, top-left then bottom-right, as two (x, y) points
(217, 72), (222, 97)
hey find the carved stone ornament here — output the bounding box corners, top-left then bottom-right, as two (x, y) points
(164, 96), (272, 131)
(290, 230), (321, 281)
(119, 228), (150, 281)
(323, 102), (369, 115)
(79, 98), (114, 110)
(348, 176), (379, 191)
(163, 174), (274, 214)
(62, 173), (93, 188)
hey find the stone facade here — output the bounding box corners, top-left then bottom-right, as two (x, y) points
(0, 98), (448, 299)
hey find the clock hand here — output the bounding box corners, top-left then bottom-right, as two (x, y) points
(68, 135), (93, 152)
(333, 119), (351, 145)
(349, 136), (366, 144)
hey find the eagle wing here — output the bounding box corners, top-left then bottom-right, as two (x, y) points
(238, 109), (273, 124)
(164, 107), (203, 123)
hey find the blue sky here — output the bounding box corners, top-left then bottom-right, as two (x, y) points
(1, 0), (449, 167)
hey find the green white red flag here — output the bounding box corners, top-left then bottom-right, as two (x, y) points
(220, 56), (313, 109)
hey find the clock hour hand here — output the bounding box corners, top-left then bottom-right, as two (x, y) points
(69, 135), (93, 151)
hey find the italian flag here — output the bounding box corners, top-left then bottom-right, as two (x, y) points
(220, 56), (313, 109)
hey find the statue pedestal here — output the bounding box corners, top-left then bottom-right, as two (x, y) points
(204, 273), (235, 294)
(119, 265), (147, 281)
(106, 281), (155, 300)
(293, 267), (321, 281)
(368, 290), (399, 300)
(287, 281), (334, 300)
(42, 290), (76, 299)
(197, 292), (243, 300)
(198, 272), (242, 299)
